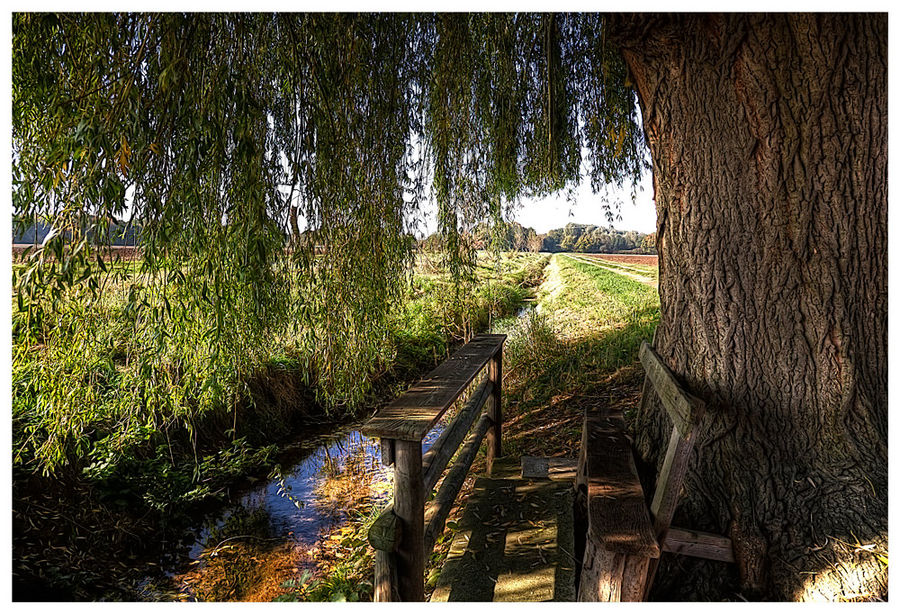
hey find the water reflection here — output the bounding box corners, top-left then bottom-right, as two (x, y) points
(155, 418), (448, 599)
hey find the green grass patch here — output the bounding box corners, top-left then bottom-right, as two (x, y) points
(536, 254), (658, 338)
(568, 254), (658, 281)
(499, 254), (660, 459)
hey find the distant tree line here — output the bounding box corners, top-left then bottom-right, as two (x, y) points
(12, 217), (141, 246)
(16, 216), (655, 256)
(424, 221), (656, 254)
(540, 222), (655, 254)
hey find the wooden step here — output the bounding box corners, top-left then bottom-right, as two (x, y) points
(429, 458), (576, 602)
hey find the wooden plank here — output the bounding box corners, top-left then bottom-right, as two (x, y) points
(582, 412), (660, 559)
(639, 341), (705, 436)
(620, 555), (651, 601)
(423, 413), (492, 554)
(369, 380), (491, 553)
(422, 377), (492, 492)
(393, 439), (425, 601)
(521, 456), (578, 480)
(645, 422), (702, 598)
(522, 455), (550, 479)
(485, 350), (503, 475)
(649, 424), (699, 535)
(661, 526), (735, 563)
(362, 334), (506, 441)
(578, 542), (625, 601)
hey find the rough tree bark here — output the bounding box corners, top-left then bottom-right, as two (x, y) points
(608, 14), (887, 601)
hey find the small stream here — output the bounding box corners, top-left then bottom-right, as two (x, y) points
(141, 301), (537, 601)
(140, 419), (448, 599)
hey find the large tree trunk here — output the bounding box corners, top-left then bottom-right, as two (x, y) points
(608, 14), (887, 601)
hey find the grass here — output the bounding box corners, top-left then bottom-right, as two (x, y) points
(569, 254), (659, 281)
(488, 252), (660, 466)
(533, 254), (658, 338)
(418, 253), (660, 600)
(11, 250), (545, 600)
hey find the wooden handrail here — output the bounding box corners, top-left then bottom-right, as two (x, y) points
(366, 377), (493, 553)
(361, 334), (506, 441)
(423, 413), (492, 554)
(365, 334), (506, 601)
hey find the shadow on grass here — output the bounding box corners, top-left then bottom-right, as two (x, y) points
(502, 306), (659, 460)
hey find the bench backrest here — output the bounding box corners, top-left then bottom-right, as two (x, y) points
(638, 341), (706, 539)
(637, 341), (707, 598)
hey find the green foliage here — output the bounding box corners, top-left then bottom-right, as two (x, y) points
(436, 220), (651, 255)
(640, 231), (657, 254)
(541, 222), (649, 253)
(12, 13), (646, 477)
(11, 251), (538, 498)
(466, 220), (543, 252)
(391, 253), (541, 374)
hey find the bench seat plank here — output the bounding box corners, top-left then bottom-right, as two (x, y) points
(362, 334), (506, 441)
(580, 412), (660, 559)
(662, 526), (735, 562)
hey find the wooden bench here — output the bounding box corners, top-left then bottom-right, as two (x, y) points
(361, 333), (506, 602)
(576, 341), (735, 601)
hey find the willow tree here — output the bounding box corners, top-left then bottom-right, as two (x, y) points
(609, 14), (887, 601)
(12, 12), (886, 601)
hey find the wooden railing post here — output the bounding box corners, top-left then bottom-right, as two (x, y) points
(363, 335), (506, 601)
(374, 549), (398, 602)
(486, 345), (503, 475)
(393, 439), (425, 601)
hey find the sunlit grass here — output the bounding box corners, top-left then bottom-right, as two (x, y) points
(500, 254), (660, 459)
(537, 254), (658, 338)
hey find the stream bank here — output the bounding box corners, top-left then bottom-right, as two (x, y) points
(12, 253), (550, 602)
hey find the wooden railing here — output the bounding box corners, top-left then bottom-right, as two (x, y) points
(361, 334), (506, 602)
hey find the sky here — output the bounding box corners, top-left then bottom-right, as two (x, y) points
(413, 169), (657, 238)
(512, 172), (656, 235)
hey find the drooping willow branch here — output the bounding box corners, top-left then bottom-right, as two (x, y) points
(12, 12), (647, 425)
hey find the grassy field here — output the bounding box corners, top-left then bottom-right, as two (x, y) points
(497, 253), (660, 460)
(566, 253), (659, 286)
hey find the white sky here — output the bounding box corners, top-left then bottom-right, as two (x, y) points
(413, 170), (657, 238)
(512, 172), (656, 234)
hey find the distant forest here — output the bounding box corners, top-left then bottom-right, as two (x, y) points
(424, 221), (656, 254)
(14, 218), (655, 255)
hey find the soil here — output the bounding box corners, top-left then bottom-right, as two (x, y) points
(578, 253), (658, 267)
